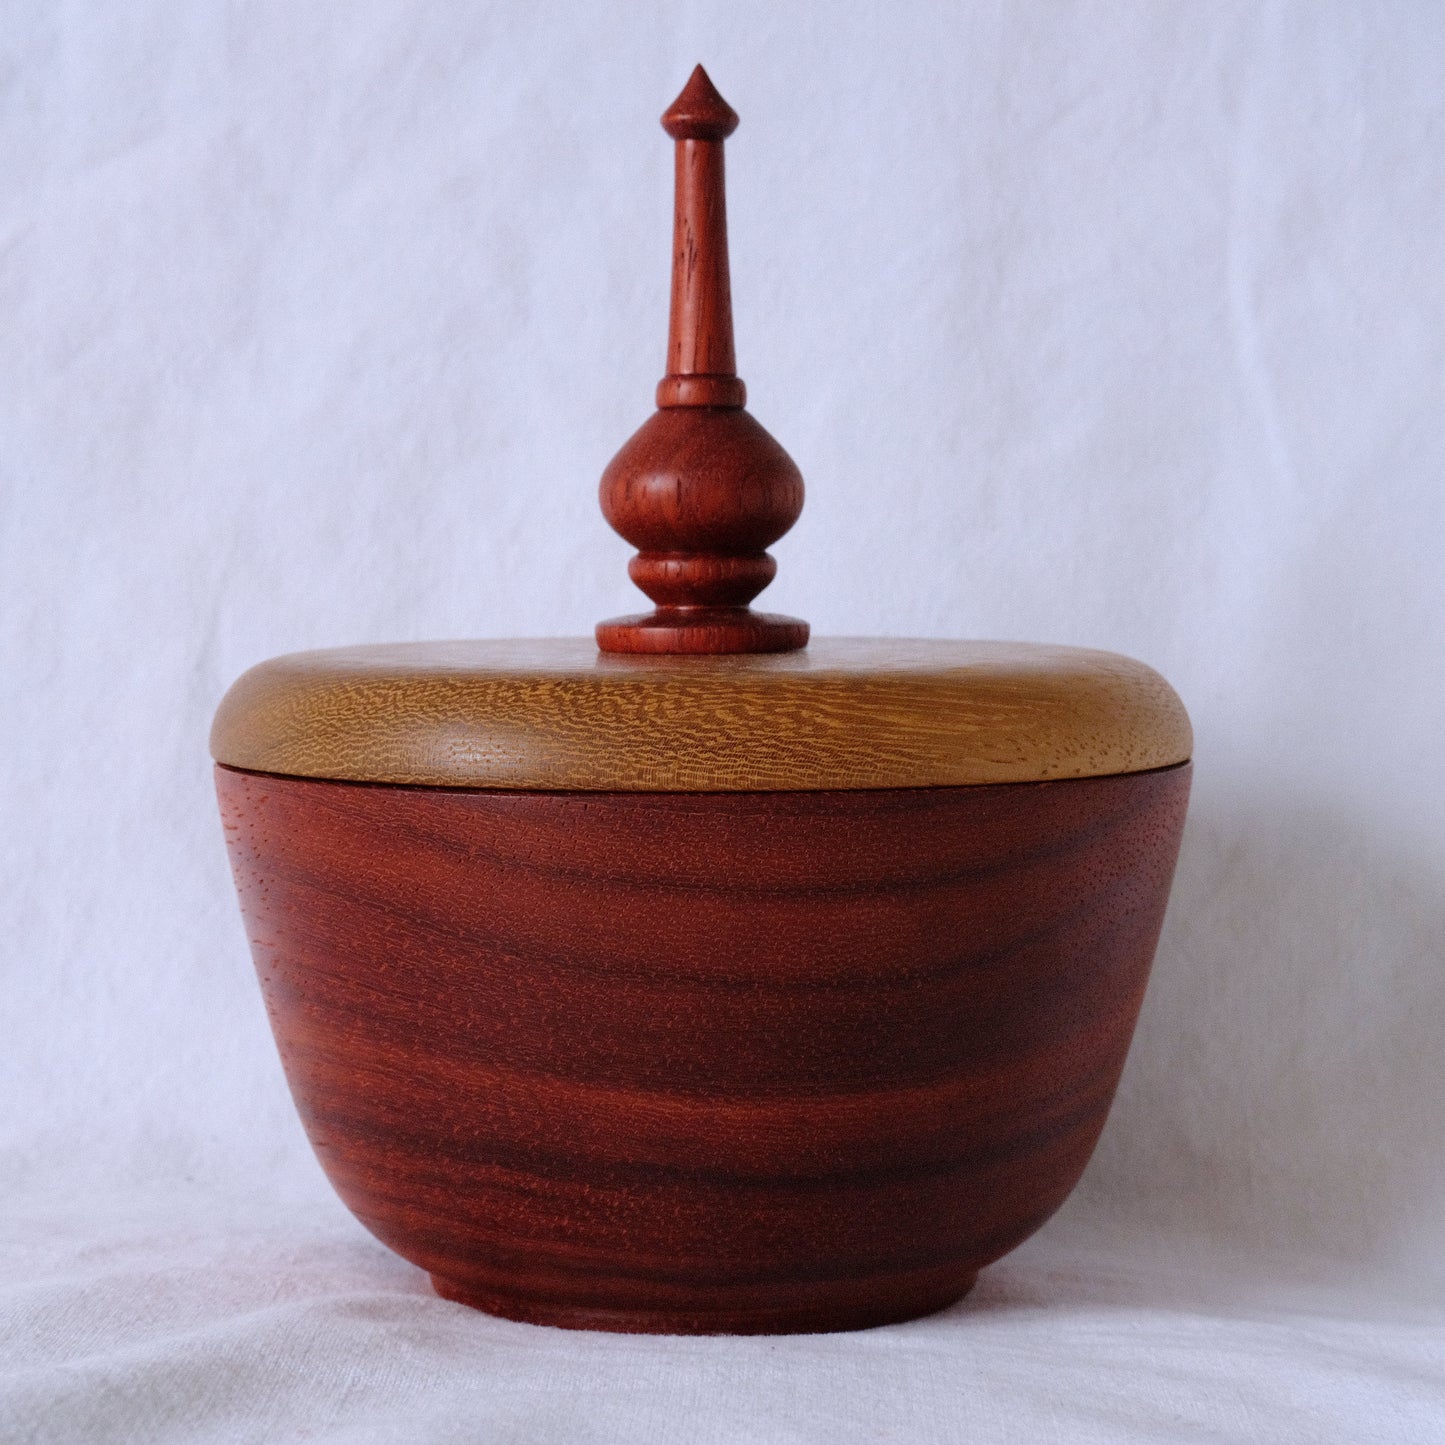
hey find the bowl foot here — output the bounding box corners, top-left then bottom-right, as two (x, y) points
(428, 1268), (977, 1336)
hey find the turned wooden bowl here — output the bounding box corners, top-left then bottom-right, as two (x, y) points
(211, 70), (1192, 1335)
(212, 639), (1191, 1334)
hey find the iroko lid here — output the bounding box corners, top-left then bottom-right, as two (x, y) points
(211, 73), (1191, 793)
(210, 637), (1190, 791)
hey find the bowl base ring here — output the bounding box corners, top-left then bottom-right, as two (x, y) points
(427, 1268), (978, 1336)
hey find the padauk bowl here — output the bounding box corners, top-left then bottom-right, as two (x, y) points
(213, 640), (1191, 1334)
(212, 69), (1193, 1334)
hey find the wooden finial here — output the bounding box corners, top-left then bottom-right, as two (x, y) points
(596, 67), (808, 655)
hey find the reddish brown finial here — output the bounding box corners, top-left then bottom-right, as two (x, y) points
(596, 68), (808, 655)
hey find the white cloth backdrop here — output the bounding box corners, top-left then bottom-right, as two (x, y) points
(3, 2), (1443, 1440)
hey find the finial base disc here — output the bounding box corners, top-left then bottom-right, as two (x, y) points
(596, 608), (809, 655)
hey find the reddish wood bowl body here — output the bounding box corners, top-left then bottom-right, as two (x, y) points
(217, 762), (1189, 1334)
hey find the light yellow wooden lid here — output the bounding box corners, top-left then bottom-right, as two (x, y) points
(210, 637), (1190, 792)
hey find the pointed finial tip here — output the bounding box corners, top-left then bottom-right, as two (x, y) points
(662, 64), (739, 141)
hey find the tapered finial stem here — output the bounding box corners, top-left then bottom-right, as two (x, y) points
(657, 66), (745, 409)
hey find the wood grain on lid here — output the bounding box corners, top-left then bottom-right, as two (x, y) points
(209, 636), (1191, 791)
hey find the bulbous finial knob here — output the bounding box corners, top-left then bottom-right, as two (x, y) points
(596, 67), (808, 656)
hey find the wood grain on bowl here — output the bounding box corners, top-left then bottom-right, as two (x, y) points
(217, 761), (1190, 1334)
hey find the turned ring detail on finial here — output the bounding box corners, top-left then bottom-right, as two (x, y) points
(596, 66), (808, 656)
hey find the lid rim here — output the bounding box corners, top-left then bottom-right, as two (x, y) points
(214, 756), (1193, 795)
